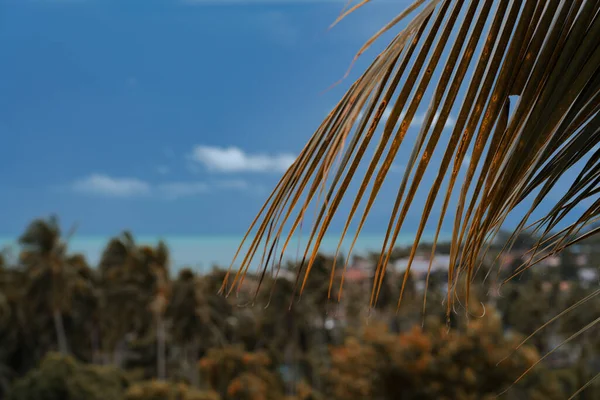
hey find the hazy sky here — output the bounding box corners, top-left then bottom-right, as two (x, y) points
(0, 0), (586, 236)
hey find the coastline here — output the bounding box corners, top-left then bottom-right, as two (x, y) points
(0, 233), (452, 272)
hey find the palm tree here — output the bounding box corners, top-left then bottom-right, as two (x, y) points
(167, 268), (206, 387)
(0, 288), (16, 397)
(255, 273), (315, 394)
(99, 233), (172, 377)
(18, 216), (79, 355)
(0, 253), (31, 378)
(142, 241), (171, 380)
(98, 231), (147, 367)
(201, 269), (235, 347)
(222, 0), (600, 393)
(63, 254), (101, 363)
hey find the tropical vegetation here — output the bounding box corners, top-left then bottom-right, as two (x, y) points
(2, 1), (600, 398)
(0, 216), (599, 399)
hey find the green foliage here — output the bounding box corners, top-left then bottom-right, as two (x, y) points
(1, 217), (598, 399)
(199, 346), (284, 400)
(550, 367), (600, 400)
(167, 269), (205, 347)
(124, 381), (219, 400)
(558, 249), (580, 281)
(8, 353), (127, 400)
(497, 279), (554, 353)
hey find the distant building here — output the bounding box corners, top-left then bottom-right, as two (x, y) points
(276, 268), (297, 282)
(393, 255), (451, 278)
(578, 267), (598, 287)
(350, 256), (373, 272)
(541, 255), (561, 267)
(559, 281), (571, 291)
(344, 267), (370, 283)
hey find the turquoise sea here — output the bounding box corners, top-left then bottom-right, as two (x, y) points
(0, 233), (451, 273)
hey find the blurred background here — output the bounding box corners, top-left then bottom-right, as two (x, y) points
(0, 0), (599, 399)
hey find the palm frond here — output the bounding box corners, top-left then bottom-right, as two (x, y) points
(222, 0), (600, 322)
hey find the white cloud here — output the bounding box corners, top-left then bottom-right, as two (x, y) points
(70, 174), (253, 200)
(411, 112), (456, 129)
(382, 107), (392, 120)
(444, 115), (456, 129)
(71, 174), (151, 198)
(157, 182), (210, 200)
(356, 108), (455, 129)
(157, 166), (170, 175)
(190, 145), (296, 173)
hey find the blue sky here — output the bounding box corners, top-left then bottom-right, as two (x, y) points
(0, 0), (419, 235)
(0, 0), (587, 238)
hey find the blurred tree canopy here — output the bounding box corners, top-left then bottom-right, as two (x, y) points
(324, 309), (564, 400)
(0, 216), (598, 399)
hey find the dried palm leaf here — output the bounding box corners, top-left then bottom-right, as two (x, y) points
(221, 0), (600, 342)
